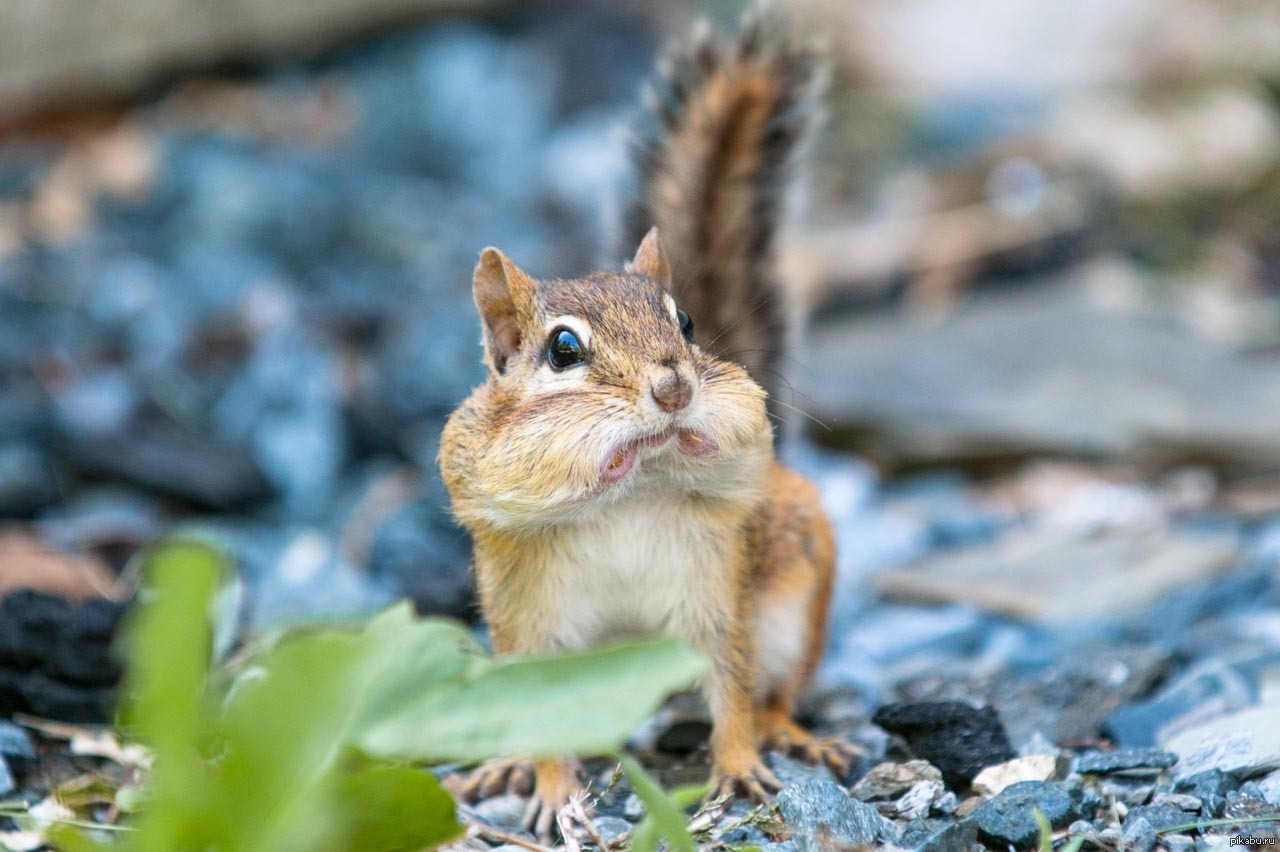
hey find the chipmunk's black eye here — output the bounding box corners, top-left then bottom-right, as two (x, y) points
(677, 308), (694, 342)
(547, 327), (585, 370)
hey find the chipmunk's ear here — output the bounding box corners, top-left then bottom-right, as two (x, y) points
(626, 226), (671, 291)
(474, 247), (537, 374)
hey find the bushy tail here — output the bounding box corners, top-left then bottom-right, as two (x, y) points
(620, 12), (821, 409)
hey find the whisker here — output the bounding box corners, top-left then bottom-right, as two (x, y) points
(769, 396), (833, 432)
(700, 292), (780, 353)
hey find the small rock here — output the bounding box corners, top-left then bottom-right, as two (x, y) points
(1124, 803), (1194, 833)
(1077, 748), (1178, 776)
(872, 701), (1016, 789)
(955, 796), (983, 818)
(471, 793), (525, 830)
(767, 753), (833, 787)
(972, 754), (1056, 796)
(1175, 768), (1238, 816)
(916, 818), (978, 852)
(1257, 770), (1280, 805)
(0, 720), (35, 761)
(0, 754), (13, 798)
(1162, 833), (1195, 852)
(971, 781), (1079, 847)
(851, 759), (941, 801)
(623, 793), (644, 820)
(776, 778), (891, 851)
(1121, 816), (1157, 852)
(1151, 792), (1203, 812)
(592, 816), (631, 842)
(894, 777), (945, 820)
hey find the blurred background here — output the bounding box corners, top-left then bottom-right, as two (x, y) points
(2, 0), (1280, 780)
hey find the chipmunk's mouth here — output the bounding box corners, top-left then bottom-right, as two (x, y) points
(598, 428), (719, 485)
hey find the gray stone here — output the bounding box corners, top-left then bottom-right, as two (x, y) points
(623, 793), (644, 820)
(800, 282), (1280, 473)
(915, 818), (978, 852)
(0, 721), (35, 762)
(592, 816), (631, 842)
(1175, 768), (1238, 815)
(471, 793), (525, 830)
(972, 781), (1079, 847)
(1121, 816), (1157, 852)
(1152, 792), (1203, 812)
(1107, 661), (1254, 749)
(0, 754), (13, 798)
(776, 778), (892, 851)
(1125, 803), (1195, 833)
(1077, 748), (1179, 775)
(1257, 770), (1280, 805)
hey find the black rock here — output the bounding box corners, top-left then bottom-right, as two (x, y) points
(57, 415), (273, 510)
(776, 778), (891, 851)
(872, 701), (1016, 789)
(1077, 748), (1179, 775)
(655, 719), (711, 756)
(0, 591), (124, 721)
(0, 668), (115, 723)
(972, 781), (1079, 847)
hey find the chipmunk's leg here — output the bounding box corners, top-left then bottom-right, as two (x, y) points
(706, 606), (782, 803)
(692, 518), (780, 804)
(753, 463), (860, 777)
(457, 609), (586, 840)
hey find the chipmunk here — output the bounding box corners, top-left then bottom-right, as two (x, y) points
(439, 14), (854, 838)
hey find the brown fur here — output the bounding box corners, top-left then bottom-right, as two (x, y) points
(620, 14), (820, 420)
(439, 15), (846, 839)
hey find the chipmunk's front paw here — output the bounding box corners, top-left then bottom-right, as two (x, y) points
(711, 760), (781, 804)
(521, 758), (587, 841)
(454, 758), (535, 802)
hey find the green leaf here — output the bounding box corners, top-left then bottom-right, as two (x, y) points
(619, 754), (696, 852)
(1034, 807), (1052, 852)
(334, 764), (463, 851)
(117, 540), (224, 852)
(358, 638), (707, 762)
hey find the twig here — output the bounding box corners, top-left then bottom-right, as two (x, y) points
(465, 822), (558, 852)
(556, 808), (583, 852)
(568, 794), (609, 851)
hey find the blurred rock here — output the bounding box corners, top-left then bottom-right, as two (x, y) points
(0, 754), (12, 798)
(874, 526), (1237, 624)
(803, 284), (1280, 474)
(872, 701), (1016, 789)
(58, 415), (273, 511)
(1106, 660), (1255, 748)
(0, 441), (59, 517)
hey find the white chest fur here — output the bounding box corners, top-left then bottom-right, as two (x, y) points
(538, 495), (740, 652)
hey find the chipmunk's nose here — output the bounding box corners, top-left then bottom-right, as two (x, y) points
(650, 366), (692, 413)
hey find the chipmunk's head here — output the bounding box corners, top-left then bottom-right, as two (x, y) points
(462, 228), (770, 526)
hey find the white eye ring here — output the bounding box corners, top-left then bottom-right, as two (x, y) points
(543, 316), (592, 358)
